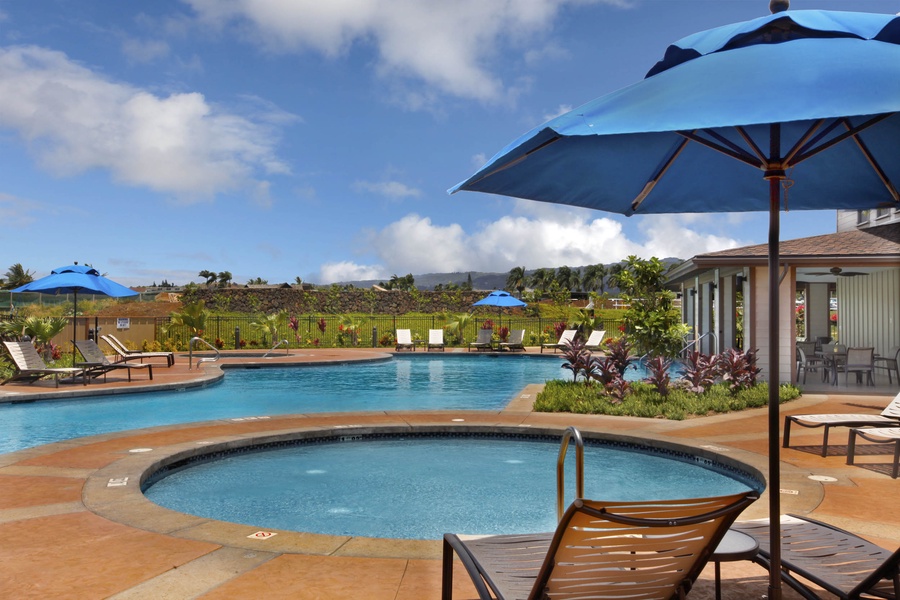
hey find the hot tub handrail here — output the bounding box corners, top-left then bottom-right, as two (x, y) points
(189, 336), (220, 370)
(556, 425), (585, 521)
(262, 339), (290, 358)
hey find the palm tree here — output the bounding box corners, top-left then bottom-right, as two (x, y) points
(506, 266), (527, 296)
(581, 263), (608, 293)
(529, 268), (554, 295)
(3, 263), (35, 290)
(163, 301), (210, 338)
(198, 270), (217, 286)
(556, 266), (581, 291)
(607, 263), (626, 291)
(217, 271), (233, 288)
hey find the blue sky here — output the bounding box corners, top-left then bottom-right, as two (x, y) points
(1, 0), (896, 287)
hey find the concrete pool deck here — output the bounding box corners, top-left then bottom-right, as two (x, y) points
(1, 348), (898, 599)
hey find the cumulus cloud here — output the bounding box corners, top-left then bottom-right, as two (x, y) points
(316, 208), (745, 283)
(0, 45), (290, 202)
(183, 0), (624, 105)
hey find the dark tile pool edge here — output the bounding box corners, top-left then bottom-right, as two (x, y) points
(81, 418), (787, 561)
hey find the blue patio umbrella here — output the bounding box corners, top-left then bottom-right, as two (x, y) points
(12, 264), (138, 361)
(451, 4), (900, 597)
(473, 290), (527, 329)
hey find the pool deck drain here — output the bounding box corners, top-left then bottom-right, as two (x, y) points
(0, 348), (898, 599)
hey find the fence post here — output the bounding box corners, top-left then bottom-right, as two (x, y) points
(234, 326), (240, 350)
(372, 326), (377, 348)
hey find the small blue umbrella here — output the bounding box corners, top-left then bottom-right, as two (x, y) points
(451, 5), (900, 597)
(12, 264), (137, 360)
(473, 290), (527, 329)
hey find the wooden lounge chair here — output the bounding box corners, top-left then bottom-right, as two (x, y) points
(848, 426), (900, 479)
(498, 329), (525, 352)
(584, 329), (606, 351)
(783, 392), (900, 457)
(541, 329), (576, 353)
(468, 329), (493, 352)
(427, 329), (445, 352)
(442, 491), (758, 600)
(75, 339), (152, 382)
(733, 514), (900, 600)
(395, 329), (415, 351)
(101, 334), (175, 367)
(1, 340), (85, 387)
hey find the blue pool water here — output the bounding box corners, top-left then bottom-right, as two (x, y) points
(0, 355), (568, 454)
(145, 436), (755, 540)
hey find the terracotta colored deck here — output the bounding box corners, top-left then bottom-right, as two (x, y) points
(1, 347), (898, 599)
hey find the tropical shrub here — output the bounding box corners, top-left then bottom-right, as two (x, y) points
(680, 350), (719, 393)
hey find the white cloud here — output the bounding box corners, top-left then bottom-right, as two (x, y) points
(183, 0), (625, 105)
(0, 45), (288, 202)
(321, 209), (744, 280)
(318, 261), (387, 284)
(353, 180), (422, 200)
(121, 37), (171, 64)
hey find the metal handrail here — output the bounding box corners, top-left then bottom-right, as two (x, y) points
(189, 336), (220, 370)
(262, 339), (290, 358)
(556, 426), (585, 522)
(679, 331), (718, 357)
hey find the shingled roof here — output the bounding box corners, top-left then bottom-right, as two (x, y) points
(668, 222), (900, 282)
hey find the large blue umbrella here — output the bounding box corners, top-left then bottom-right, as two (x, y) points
(451, 4), (900, 597)
(12, 264), (138, 360)
(473, 290), (527, 329)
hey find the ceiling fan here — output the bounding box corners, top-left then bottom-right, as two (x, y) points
(808, 266), (868, 277)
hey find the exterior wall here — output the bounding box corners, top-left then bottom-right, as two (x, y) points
(749, 266), (795, 384)
(837, 268), (900, 358)
(805, 283), (831, 343)
(837, 208), (900, 232)
(50, 317), (160, 351)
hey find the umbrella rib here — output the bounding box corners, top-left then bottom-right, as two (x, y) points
(678, 129), (763, 169)
(841, 117), (900, 202)
(464, 134), (562, 188)
(631, 137), (689, 211)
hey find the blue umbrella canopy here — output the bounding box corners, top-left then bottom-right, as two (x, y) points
(472, 290), (527, 308)
(12, 264), (137, 360)
(451, 7), (900, 598)
(13, 264), (138, 298)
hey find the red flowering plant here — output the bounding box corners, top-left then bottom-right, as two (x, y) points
(481, 319), (495, 330)
(831, 313), (838, 323)
(554, 321), (568, 338)
(498, 326), (509, 342)
(288, 315), (301, 343)
(317, 317), (327, 333)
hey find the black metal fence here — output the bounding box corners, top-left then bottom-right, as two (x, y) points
(155, 315), (624, 350)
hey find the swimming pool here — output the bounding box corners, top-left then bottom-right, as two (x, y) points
(143, 433), (759, 540)
(0, 354), (567, 454)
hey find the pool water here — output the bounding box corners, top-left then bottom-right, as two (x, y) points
(144, 436), (755, 540)
(0, 355), (568, 454)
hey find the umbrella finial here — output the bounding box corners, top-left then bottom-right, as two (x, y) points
(769, 0), (789, 13)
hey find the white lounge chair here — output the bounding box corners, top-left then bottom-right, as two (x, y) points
(498, 329), (525, 352)
(541, 329), (576, 353)
(2, 340), (85, 387)
(783, 391), (900, 456)
(848, 426), (900, 478)
(75, 339), (152, 382)
(427, 329), (445, 351)
(468, 329), (493, 352)
(102, 334), (175, 367)
(584, 329), (606, 351)
(395, 329), (415, 351)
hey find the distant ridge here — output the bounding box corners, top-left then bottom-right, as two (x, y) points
(334, 259), (683, 291)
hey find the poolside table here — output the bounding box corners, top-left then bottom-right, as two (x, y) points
(711, 529), (760, 600)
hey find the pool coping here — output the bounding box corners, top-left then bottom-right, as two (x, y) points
(74, 412), (799, 561)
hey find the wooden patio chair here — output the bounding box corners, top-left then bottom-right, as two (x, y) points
(442, 491), (758, 600)
(733, 514), (900, 600)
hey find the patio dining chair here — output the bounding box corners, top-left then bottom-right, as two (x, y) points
(796, 346), (826, 384)
(838, 347), (876, 387)
(442, 491), (758, 600)
(875, 346), (900, 385)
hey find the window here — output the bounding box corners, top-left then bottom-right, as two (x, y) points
(857, 209), (870, 225)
